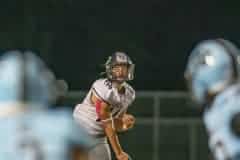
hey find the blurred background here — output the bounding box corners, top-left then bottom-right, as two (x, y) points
(1, 0), (240, 159)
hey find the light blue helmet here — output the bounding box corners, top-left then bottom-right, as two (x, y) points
(0, 50), (57, 117)
(184, 39), (240, 106)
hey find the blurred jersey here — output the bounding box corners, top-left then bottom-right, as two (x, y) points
(74, 78), (135, 136)
(1, 108), (92, 160)
(204, 84), (240, 160)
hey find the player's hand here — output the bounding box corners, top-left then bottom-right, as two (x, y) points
(122, 114), (135, 130)
(116, 151), (129, 160)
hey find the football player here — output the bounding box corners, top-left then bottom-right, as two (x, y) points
(185, 39), (240, 160)
(0, 51), (93, 160)
(73, 52), (136, 160)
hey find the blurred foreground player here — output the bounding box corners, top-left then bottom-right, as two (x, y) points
(74, 52), (136, 160)
(185, 39), (240, 160)
(0, 51), (93, 160)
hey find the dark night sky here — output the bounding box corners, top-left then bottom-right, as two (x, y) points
(0, 0), (240, 90)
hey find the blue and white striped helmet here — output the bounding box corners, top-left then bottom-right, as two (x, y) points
(184, 39), (240, 106)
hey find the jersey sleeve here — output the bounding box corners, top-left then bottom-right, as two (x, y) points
(92, 79), (113, 105)
(126, 83), (136, 106)
(129, 86), (136, 103)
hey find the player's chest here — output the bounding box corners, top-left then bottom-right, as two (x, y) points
(110, 89), (133, 108)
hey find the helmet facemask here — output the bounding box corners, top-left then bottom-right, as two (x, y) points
(105, 52), (135, 82)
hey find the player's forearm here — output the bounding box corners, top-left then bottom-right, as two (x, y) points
(114, 118), (126, 132)
(104, 123), (123, 156)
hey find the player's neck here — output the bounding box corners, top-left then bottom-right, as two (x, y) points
(112, 81), (125, 92)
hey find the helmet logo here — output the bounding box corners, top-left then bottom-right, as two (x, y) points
(116, 52), (128, 63)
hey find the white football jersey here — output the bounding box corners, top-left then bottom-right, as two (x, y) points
(73, 78), (135, 136)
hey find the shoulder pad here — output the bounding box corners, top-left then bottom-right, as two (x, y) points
(92, 79), (113, 104)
